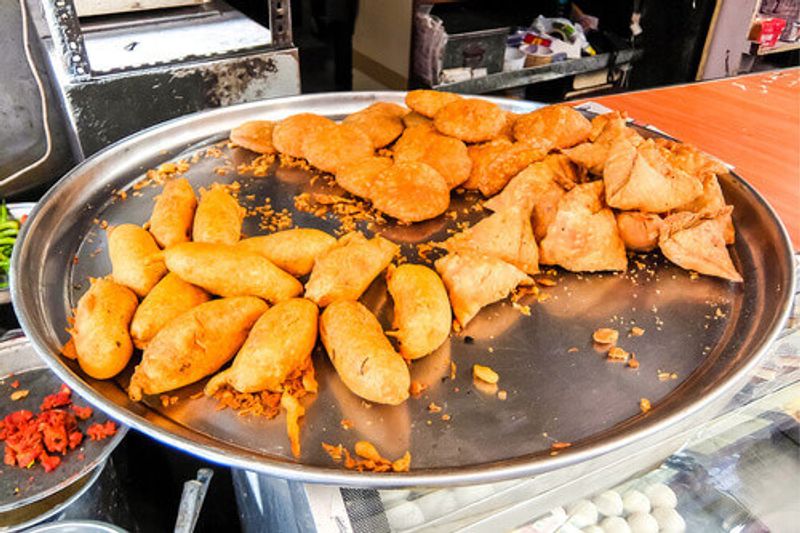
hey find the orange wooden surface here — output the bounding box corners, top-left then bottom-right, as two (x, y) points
(590, 69), (800, 249)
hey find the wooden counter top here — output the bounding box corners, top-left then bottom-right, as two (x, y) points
(590, 69), (800, 249)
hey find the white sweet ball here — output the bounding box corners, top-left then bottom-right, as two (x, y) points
(652, 507), (686, 532)
(385, 501), (425, 530)
(644, 483), (677, 509)
(600, 515), (631, 533)
(582, 526), (605, 533)
(566, 499), (599, 528)
(626, 512), (659, 533)
(622, 490), (651, 515)
(593, 491), (624, 517)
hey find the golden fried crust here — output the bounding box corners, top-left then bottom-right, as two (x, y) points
(72, 278), (138, 380)
(393, 126), (471, 189)
(164, 242), (303, 302)
(433, 99), (507, 143)
(149, 177), (197, 248)
(463, 139), (544, 196)
(370, 161), (450, 223)
(205, 298), (318, 395)
(335, 156), (393, 199)
(129, 297), (268, 400)
(513, 104), (592, 149)
(386, 264), (451, 359)
(302, 123), (374, 174)
(320, 300), (410, 405)
(108, 224), (167, 297)
(343, 103), (406, 149)
(235, 228), (337, 277)
(130, 273), (211, 350)
(615, 211), (664, 252)
(230, 120), (277, 154)
(272, 113), (335, 158)
(304, 232), (399, 307)
(464, 139), (512, 190)
(402, 111), (432, 128)
(193, 184), (243, 245)
(405, 90), (462, 118)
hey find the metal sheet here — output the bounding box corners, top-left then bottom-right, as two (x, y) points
(10, 92), (796, 488)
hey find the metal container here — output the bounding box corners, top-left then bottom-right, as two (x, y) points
(10, 92), (796, 488)
(0, 338), (127, 531)
(443, 28), (509, 75)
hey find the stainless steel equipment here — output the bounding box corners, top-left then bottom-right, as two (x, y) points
(11, 92), (796, 488)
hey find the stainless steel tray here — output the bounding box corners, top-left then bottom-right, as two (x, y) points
(10, 92), (796, 488)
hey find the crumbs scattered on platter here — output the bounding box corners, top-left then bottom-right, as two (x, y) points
(64, 91), (741, 471)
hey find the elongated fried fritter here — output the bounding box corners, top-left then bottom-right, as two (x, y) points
(370, 161), (450, 223)
(433, 98), (508, 143)
(305, 232), (398, 307)
(334, 156), (393, 199)
(386, 264), (451, 359)
(302, 123), (374, 174)
(441, 205), (539, 274)
(343, 102), (407, 148)
(205, 298), (318, 395)
(164, 242), (302, 302)
(236, 228), (336, 277)
(192, 184), (243, 245)
(435, 252), (532, 328)
(538, 181), (628, 272)
(659, 208), (742, 282)
(108, 224), (167, 297)
(405, 90), (462, 118)
(272, 113), (335, 158)
(230, 120), (277, 154)
(128, 297), (268, 400)
(463, 138), (546, 197)
(69, 278), (138, 380)
(513, 104), (591, 150)
(148, 178), (197, 248)
(320, 300), (410, 405)
(130, 273), (211, 349)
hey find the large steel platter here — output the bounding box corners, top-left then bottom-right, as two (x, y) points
(10, 92), (795, 487)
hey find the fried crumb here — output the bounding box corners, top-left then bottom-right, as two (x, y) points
(10, 390), (29, 401)
(322, 442), (411, 472)
(630, 326), (645, 337)
(473, 364), (499, 384)
(689, 271), (699, 280)
(340, 419), (354, 430)
(512, 302), (531, 316)
(427, 402), (442, 413)
(536, 277), (557, 287)
(593, 328), (619, 345)
(607, 346), (629, 361)
(567, 347), (579, 353)
(627, 355), (640, 369)
(551, 441), (572, 450)
(640, 398), (651, 413)
(159, 395), (178, 407)
(441, 414), (451, 421)
(409, 381), (427, 397)
(497, 390), (508, 401)
(449, 361), (457, 380)
(657, 370), (678, 381)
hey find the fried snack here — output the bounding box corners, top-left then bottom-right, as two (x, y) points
(230, 120), (277, 154)
(130, 273), (211, 349)
(302, 123), (374, 174)
(108, 224), (167, 297)
(343, 102), (406, 148)
(655, 138), (728, 178)
(405, 89), (462, 118)
(305, 232), (398, 307)
(281, 392), (305, 458)
(68, 278), (138, 379)
(513, 104), (592, 150)
(463, 138), (547, 196)
(435, 252), (532, 328)
(538, 181), (628, 272)
(236, 228), (336, 277)
(604, 138), (703, 213)
(386, 264), (451, 359)
(659, 208), (742, 282)
(128, 297), (268, 401)
(393, 126), (471, 189)
(193, 184), (243, 245)
(441, 205), (539, 274)
(205, 298), (318, 395)
(433, 98), (508, 143)
(320, 300), (410, 405)
(148, 178), (197, 248)
(676, 174), (735, 244)
(402, 111), (432, 128)
(164, 242), (302, 302)
(563, 112), (643, 175)
(335, 156), (393, 199)
(370, 161), (450, 223)
(272, 113), (335, 158)
(615, 211), (664, 252)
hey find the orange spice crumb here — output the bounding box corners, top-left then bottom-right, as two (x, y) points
(593, 328), (619, 345)
(640, 398), (651, 413)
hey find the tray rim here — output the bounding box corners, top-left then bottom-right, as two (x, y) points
(10, 91), (797, 488)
